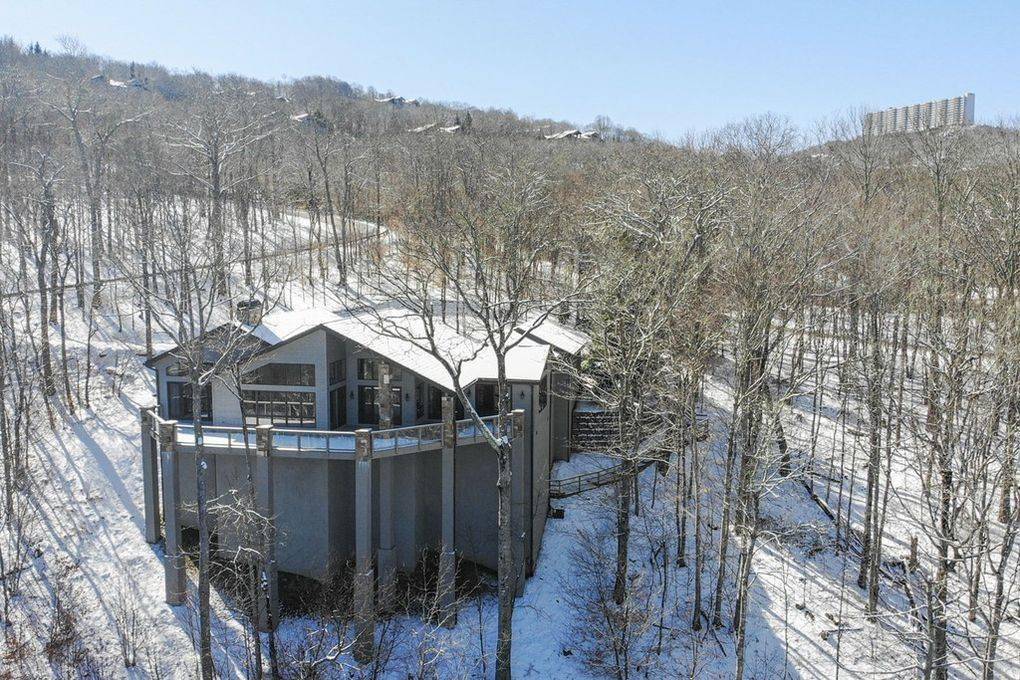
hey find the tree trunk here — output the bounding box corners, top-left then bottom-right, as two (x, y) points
(192, 375), (216, 680)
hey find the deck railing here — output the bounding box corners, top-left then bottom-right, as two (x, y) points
(167, 413), (505, 459)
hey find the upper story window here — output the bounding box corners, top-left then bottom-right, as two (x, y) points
(329, 358), (346, 385)
(242, 362), (316, 387)
(357, 359), (377, 381)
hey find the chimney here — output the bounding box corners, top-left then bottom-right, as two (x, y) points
(237, 298), (264, 326)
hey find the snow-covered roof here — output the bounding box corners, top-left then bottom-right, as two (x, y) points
(150, 304), (580, 390)
(520, 316), (589, 356)
(242, 306), (552, 390)
(375, 96), (419, 106)
(543, 129), (600, 141)
(248, 307), (340, 345)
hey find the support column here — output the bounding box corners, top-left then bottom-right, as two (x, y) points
(141, 407), (161, 544)
(255, 424), (279, 632)
(353, 429), (375, 662)
(511, 409), (527, 597)
(376, 363), (395, 604)
(377, 456), (395, 606)
(438, 396), (457, 627)
(159, 420), (186, 605)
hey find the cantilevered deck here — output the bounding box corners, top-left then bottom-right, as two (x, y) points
(139, 399), (528, 661)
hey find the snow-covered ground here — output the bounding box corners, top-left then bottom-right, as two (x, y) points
(3, 249), (1018, 677)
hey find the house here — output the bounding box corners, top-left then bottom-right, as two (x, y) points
(291, 112), (329, 132)
(543, 129), (601, 141)
(138, 301), (587, 635)
(375, 95), (420, 108)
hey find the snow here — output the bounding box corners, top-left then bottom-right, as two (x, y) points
(165, 302), (556, 392)
(521, 316), (590, 356)
(5, 214), (1017, 677)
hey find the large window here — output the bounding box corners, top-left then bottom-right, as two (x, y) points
(357, 385), (402, 425)
(329, 387), (346, 429)
(358, 385), (377, 424)
(167, 382), (212, 422)
(392, 393), (403, 427)
(426, 385), (443, 421)
(475, 382), (497, 417)
(328, 358), (346, 385)
(242, 390), (316, 427)
(242, 363), (315, 387)
(357, 359), (377, 381)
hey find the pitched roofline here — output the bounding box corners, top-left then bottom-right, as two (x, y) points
(142, 322), (271, 369)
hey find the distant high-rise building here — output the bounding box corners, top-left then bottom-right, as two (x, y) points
(865, 93), (974, 136)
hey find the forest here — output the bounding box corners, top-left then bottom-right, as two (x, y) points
(1, 36), (1019, 679)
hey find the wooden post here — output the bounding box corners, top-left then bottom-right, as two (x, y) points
(439, 395), (457, 626)
(353, 429), (375, 662)
(255, 424), (279, 632)
(141, 407), (161, 544)
(159, 420), (186, 605)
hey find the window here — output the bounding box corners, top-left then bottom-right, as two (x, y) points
(166, 362), (188, 377)
(328, 358), (346, 385)
(391, 390), (403, 426)
(329, 387), (346, 429)
(357, 385), (402, 425)
(426, 385), (444, 421)
(167, 382), (212, 422)
(475, 383), (497, 417)
(242, 363), (315, 386)
(241, 390), (316, 427)
(358, 385), (378, 424)
(357, 359), (377, 381)
(538, 375), (549, 412)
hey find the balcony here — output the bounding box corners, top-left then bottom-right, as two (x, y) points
(168, 414), (504, 460)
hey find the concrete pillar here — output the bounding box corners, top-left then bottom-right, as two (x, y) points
(377, 455), (395, 606)
(353, 429), (375, 662)
(141, 407), (161, 544)
(375, 362), (396, 605)
(438, 396), (457, 627)
(255, 424), (280, 632)
(511, 409), (527, 597)
(159, 420), (186, 605)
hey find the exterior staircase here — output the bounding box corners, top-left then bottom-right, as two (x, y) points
(570, 404), (618, 453)
(554, 409), (710, 500)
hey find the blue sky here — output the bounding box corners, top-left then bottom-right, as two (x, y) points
(5, 1), (1018, 139)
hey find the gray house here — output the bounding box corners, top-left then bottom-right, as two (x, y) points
(138, 302), (586, 639)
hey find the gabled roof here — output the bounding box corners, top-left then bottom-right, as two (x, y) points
(520, 316), (589, 356)
(147, 305), (588, 390)
(143, 323), (271, 369)
(321, 309), (550, 390)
